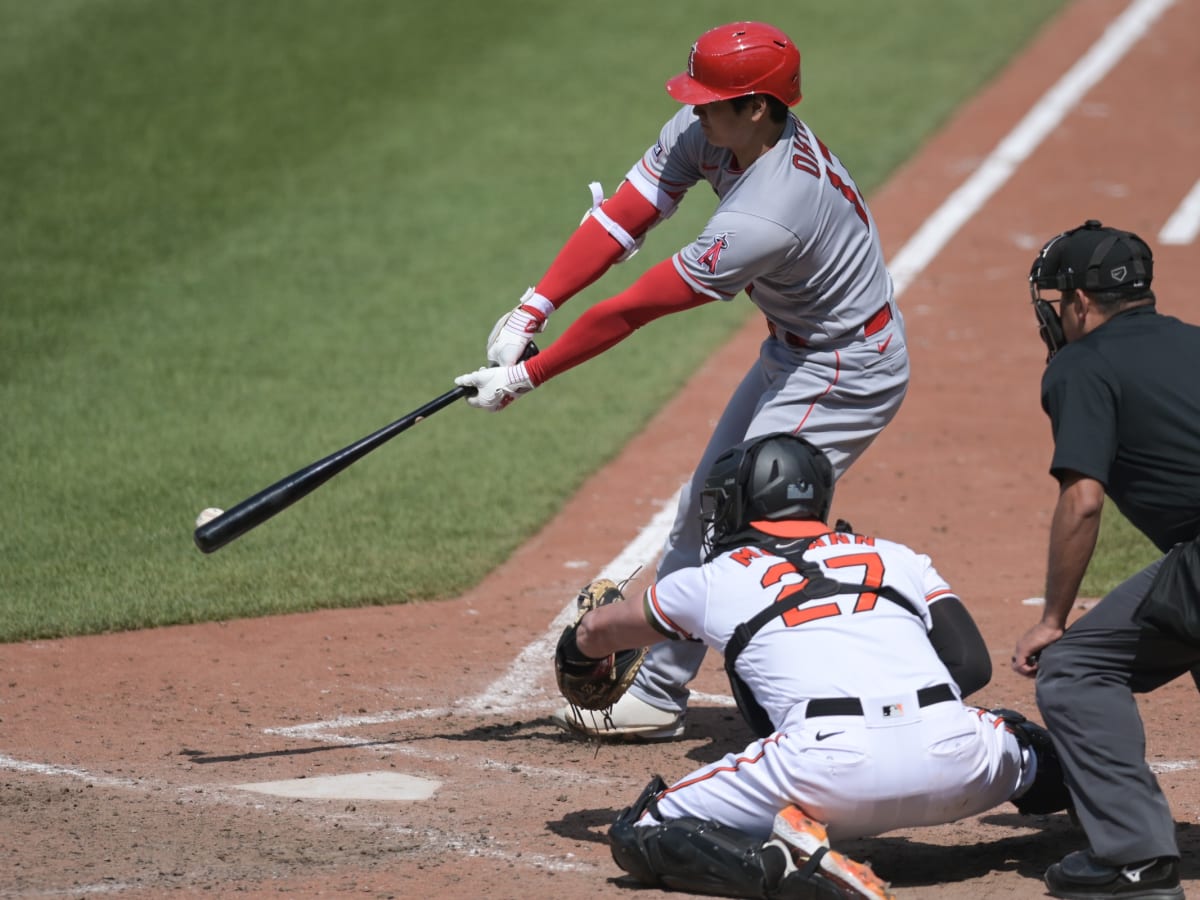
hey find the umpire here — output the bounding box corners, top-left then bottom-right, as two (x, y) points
(1012, 219), (1200, 900)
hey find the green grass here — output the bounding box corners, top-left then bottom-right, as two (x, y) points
(2, 0), (1069, 641)
(1081, 501), (1162, 598)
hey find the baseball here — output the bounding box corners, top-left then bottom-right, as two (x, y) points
(195, 507), (224, 528)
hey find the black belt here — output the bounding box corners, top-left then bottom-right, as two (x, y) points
(805, 683), (956, 718)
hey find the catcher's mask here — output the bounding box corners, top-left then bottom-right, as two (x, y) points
(700, 432), (834, 561)
(1028, 218), (1154, 362)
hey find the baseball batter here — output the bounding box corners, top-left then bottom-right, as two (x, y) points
(456, 21), (908, 739)
(559, 434), (1068, 899)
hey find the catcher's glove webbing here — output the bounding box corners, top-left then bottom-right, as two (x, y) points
(555, 578), (648, 718)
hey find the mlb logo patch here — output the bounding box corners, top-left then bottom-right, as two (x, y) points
(881, 703), (905, 718)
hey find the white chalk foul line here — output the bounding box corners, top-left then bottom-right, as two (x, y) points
(1160, 177), (1200, 246)
(888, 0), (1175, 298)
(468, 489), (682, 713)
(0, 754), (142, 789)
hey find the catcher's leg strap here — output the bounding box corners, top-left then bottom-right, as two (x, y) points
(609, 790), (839, 900)
(991, 708), (1073, 816)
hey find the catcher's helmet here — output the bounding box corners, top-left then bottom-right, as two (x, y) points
(666, 22), (802, 108)
(700, 432), (833, 559)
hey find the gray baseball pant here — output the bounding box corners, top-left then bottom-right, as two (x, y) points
(629, 333), (909, 712)
(1036, 558), (1200, 864)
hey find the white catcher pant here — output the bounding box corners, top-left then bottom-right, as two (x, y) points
(643, 699), (1029, 841)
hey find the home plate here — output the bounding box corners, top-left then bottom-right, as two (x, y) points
(236, 771), (441, 800)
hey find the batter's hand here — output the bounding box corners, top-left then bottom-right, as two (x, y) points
(1011, 622), (1062, 678)
(486, 289), (553, 366)
(455, 363), (535, 411)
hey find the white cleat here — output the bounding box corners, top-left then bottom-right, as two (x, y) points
(550, 692), (686, 742)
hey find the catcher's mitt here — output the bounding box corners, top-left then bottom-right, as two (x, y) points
(555, 578), (647, 713)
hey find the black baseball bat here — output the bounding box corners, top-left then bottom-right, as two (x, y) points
(195, 343), (539, 554)
(193, 384), (467, 554)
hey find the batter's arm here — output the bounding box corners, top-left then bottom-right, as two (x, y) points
(523, 259), (711, 384)
(535, 181), (661, 306)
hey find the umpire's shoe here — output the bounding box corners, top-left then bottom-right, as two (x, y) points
(551, 692), (686, 742)
(1044, 851), (1183, 899)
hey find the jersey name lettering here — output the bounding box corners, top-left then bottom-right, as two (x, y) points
(790, 126), (869, 228)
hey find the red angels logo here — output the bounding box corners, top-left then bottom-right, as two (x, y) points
(697, 233), (729, 274)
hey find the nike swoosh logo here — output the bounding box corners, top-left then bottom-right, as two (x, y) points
(815, 730), (844, 741)
(876, 335), (893, 354)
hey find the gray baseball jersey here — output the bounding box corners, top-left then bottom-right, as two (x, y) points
(627, 105), (894, 346)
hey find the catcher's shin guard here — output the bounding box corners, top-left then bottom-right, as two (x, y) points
(991, 708), (1073, 816)
(609, 778), (839, 899)
(609, 776), (669, 885)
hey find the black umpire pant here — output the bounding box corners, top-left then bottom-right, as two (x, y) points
(1036, 558), (1200, 864)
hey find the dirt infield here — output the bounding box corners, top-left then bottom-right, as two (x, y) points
(4, 1), (1199, 897)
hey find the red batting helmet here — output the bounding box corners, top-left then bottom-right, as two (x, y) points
(666, 22), (802, 107)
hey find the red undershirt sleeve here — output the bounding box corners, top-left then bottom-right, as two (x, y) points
(524, 258), (712, 385)
(534, 181), (662, 305)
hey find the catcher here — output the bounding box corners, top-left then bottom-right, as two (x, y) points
(555, 433), (1069, 899)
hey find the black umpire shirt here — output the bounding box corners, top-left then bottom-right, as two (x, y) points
(1041, 305), (1200, 552)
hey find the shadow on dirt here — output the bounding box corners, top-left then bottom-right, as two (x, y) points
(545, 807), (618, 845)
(179, 741), (402, 764)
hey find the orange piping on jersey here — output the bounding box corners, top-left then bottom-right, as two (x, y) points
(645, 583), (695, 641)
(925, 588), (957, 604)
(790, 351), (841, 432)
(659, 734), (786, 796)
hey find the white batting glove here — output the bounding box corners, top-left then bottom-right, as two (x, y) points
(454, 362), (536, 412)
(486, 288), (554, 366)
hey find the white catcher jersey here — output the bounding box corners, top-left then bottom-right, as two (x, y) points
(626, 105), (893, 346)
(644, 530), (958, 731)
